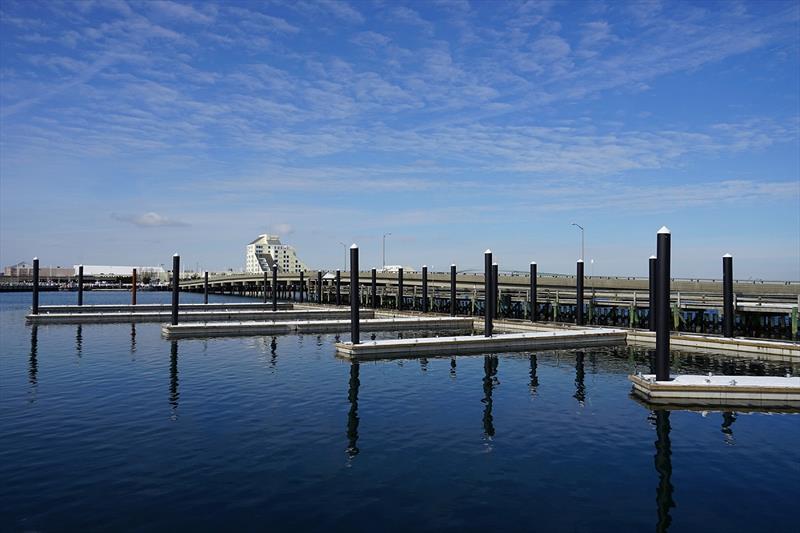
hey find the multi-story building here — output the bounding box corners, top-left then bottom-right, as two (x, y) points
(246, 234), (309, 274)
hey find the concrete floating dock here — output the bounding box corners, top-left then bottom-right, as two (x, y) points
(627, 330), (800, 361)
(162, 316), (473, 339)
(335, 328), (627, 360)
(630, 373), (800, 408)
(35, 302), (293, 314)
(27, 308), (359, 325)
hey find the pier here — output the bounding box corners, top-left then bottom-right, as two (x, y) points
(27, 308), (351, 324)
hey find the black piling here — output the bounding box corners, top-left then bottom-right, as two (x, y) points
(203, 271), (209, 305)
(484, 249), (492, 337)
(649, 256), (657, 332)
(31, 257), (39, 315)
(77, 265), (84, 306)
(655, 227), (671, 381)
(299, 271), (304, 303)
(450, 264), (457, 316)
(397, 268), (404, 311)
(317, 271), (323, 303)
(576, 260), (584, 326)
(530, 261), (537, 322)
(171, 254), (180, 326)
(422, 265), (428, 313)
(371, 268), (377, 309)
(350, 244), (360, 344)
(263, 271), (268, 304)
(723, 254), (734, 338)
(336, 270), (341, 306)
(272, 265), (278, 311)
(131, 268), (137, 305)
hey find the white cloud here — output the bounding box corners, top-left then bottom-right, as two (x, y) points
(112, 212), (189, 227)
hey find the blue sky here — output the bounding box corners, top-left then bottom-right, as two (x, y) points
(1, 0), (798, 278)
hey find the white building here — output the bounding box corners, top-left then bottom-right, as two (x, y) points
(246, 234), (309, 274)
(74, 265), (167, 280)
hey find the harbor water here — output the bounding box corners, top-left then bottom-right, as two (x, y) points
(1, 292), (798, 531)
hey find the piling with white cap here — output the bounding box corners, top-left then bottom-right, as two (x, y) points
(77, 265), (84, 306)
(530, 261), (538, 322)
(32, 257), (40, 315)
(450, 264), (457, 316)
(484, 249), (493, 337)
(350, 244), (360, 344)
(171, 254), (180, 325)
(576, 259), (584, 326)
(655, 227), (671, 381)
(422, 265), (429, 313)
(723, 253), (734, 337)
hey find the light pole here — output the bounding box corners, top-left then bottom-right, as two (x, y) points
(571, 223), (584, 261)
(382, 232), (392, 269)
(339, 242), (347, 271)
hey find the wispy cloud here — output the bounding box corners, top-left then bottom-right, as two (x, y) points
(111, 212), (189, 227)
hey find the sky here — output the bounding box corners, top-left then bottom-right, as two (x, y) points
(1, 0), (798, 279)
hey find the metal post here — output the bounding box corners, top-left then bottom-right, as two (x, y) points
(450, 264), (457, 316)
(350, 244), (360, 344)
(723, 254), (734, 338)
(335, 270), (341, 306)
(655, 227), (671, 381)
(530, 262), (537, 322)
(272, 265), (278, 311)
(422, 265), (428, 313)
(204, 271), (209, 304)
(171, 254), (180, 326)
(492, 263), (498, 322)
(484, 249), (492, 337)
(649, 256), (657, 332)
(299, 271), (305, 303)
(371, 268), (377, 309)
(32, 257), (39, 315)
(317, 271), (322, 303)
(131, 268), (137, 305)
(576, 260), (584, 325)
(76, 264), (84, 306)
(397, 268), (403, 310)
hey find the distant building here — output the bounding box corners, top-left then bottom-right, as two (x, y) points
(76, 265), (166, 279)
(246, 234), (309, 274)
(3, 262), (73, 278)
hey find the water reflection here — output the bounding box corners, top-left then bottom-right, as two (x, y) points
(653, 409), (674, 533)
(346, 362), (360, 459)
(270, 337), (278, 370)
(482, 356), (499, 438)
(721, 411), (736, 445)
(28, 325), (38, 391)
(574, 351), (586, 405)
(169, 341), (179, 420)
(420, 358), (428, 372)
(529, 354), (539, 396)
(75, 325), (83, 358)
(449, 356), (457, 379)
(130, 324), (136, 357)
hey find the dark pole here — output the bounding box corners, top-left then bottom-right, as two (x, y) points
(336, 269), (341, 306)
(723, 254), (734, 338)
(654, 409), (674, 532)
(272, 265), (278, 311)
(655, 227), (671, 381)
(576, 260), (584, 325)
(204, 271), (209, 304)
(131, 268), (137, 305)
(32, 257), (39, 315)
(492, 263), (499, 323)
(450, 264), (457, 316)
(421, 265), (428, 313)
(77, 265), (84, 306)
(530, 261), (537, 322)
(397, 268), (403, 311)
(649, 256), (657, 332)
(300, 271), (305, 303)
(263, 272), (268, 304)
(171, 253), (180, 326)
(350, 245), (360, 344)
(484, 249), (492, 337)
(317, 271), (323, 303)
(371, 268), (377, 309)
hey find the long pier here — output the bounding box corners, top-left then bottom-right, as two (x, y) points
(27, 308), (353, 324)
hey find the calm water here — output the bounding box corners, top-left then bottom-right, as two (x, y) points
(1, 292), (798, 532)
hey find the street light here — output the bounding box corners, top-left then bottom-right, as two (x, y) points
(571, 223), (584, 261)
(382, 232), (392, 269)
(338, 242), (347, 271)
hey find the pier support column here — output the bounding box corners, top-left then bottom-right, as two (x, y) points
(397, 268), (403, 311)
(32, 257), (39, 315)
(317, 271), (323, 303)
(171, 254), (180, 326)
(649, 256), (657, 332)
(263, 272), (268, 304)
(576, 260), (584, 325)
(655, 227), (671, 381)
(204, 271), (209, 304)
(272, 265), (278, 311)
(484, 249), (493, 337)
(450, 264), (457, 316)
(723, 254), (734, 338)
(422, 265), (428, 313)
(350, 245), (360, 344)
(371, 268), (377, 309)
(300, 271), (305, 303)
(530, 262), (537, 322)
(77, 265), (84, 306)
(336, 270), (341, 306)
(131, 268), (137, 305)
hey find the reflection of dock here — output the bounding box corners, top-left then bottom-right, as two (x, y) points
(162, 316), (473, 339)
(630, 373), (800, 408)
(335, 328), (626, 360)
(27, 308), (350, 324)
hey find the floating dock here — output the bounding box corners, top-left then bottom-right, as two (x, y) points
(627, 330), (800, 361)
(629, 373), (800, 408)
(335, 328), (627, 360)
(161, 316), (474, 339)
(34, 302), (293, 314)
(27, 308), (359, 325)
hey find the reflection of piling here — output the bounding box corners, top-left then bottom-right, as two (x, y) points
(346, 362), (360, 458)
(655, 228), (671, 381)
(530, 262), (537, 322)
(723, 254), (734, 338)
(32, 258), (39, 315)
(654, 409), (674, 533)
(29, 325), (38, 386)
(350, 245), (360, 345)
(529, 354), (539, 395)
(169, 341), (179, 416)
(574, 351), (585, 404)
(482, 355), (498, 437)
(721, 411), (736, 442)
(130, 323), (137, 355)
(75, 325), (83, 356)
(450, 264), (457, 316)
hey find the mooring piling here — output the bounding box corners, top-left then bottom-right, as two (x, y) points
(576, 260), (584, 326)
(335, 270), (341, 306)
(317, 271), (323, 303)
(723, 253), (734, 338)
(272, 265), (278, 311)
(655, 227), (671, 381)
(484, 249), (492, 337)
(299, 271), (304, 303)
(77, 265), (84, 306)
(262, 272), (268, 304)
(350, 244), (360, 344)
(32, 257), (39, 315)
(397, 267), (404, 311)
(131, 268), (137, 305)
(530, 261), (537, 322)
(450, 264), (457, 316)
(649, 256), (657, 332)
(171, 254), (180, 326)
(371, 268), (377, 309)
(422, 265), (429, 313)
(204, 271), (209, 304)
